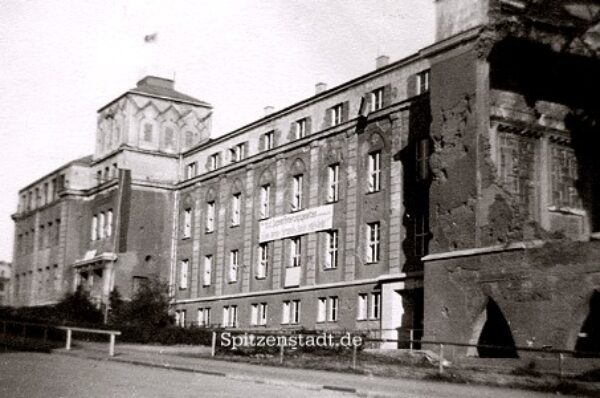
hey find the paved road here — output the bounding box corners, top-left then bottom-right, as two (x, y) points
(0, 351), (558, 397)
(0, 352), (345, 398)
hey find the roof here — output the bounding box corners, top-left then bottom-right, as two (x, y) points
(99, 75), (212, 111)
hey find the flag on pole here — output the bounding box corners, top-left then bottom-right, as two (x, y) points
(144, 33), (158, 43)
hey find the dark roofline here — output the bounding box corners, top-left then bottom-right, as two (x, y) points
(97, 90), (212, 113)
(184, 52), (425, 157)
(18, 155), (93, 194)
(183, 26), (483, 157)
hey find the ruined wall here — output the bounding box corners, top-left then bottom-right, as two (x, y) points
(428, 44), (479, 253)
(424, 240), (600, 354)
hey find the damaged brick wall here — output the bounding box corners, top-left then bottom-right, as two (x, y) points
(428, 46), (479, 253)
(424, 240), (600, 355)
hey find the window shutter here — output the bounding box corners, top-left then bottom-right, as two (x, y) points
(305, 117), (312, 135)
(243, 141), (249, 159)
(407, 74), (417, 98)
(383, 84), (392, 107)
(259, 133), (265, 152)
(342, 101), (350, 122)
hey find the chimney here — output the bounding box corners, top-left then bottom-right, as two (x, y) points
(376, 55), (390, 69)
(315, 82), (327, 95)
(136, 76), (175, 90)
(264, 106), (275, 116)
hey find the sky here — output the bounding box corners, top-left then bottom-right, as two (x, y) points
(0, 0), (435, 261)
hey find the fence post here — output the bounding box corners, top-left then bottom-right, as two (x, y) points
(352, 344), (357, 370)
(409, 329), (414, 351)
(279, 343), (285, 364)
(66, 329), (72, 350)
(558, 353), (564, 379)
(439, 344), (444, 374)
(109, 333), (116, 357)
(211, 331), (217, 357)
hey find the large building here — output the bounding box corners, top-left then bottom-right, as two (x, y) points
(0, 261), (11, 306)
(11, 1), (600, 354)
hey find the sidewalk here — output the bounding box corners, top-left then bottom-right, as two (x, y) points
(53, 342), (591, 398)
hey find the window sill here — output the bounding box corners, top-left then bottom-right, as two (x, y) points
(230, 224), (240, 228)
(365, 189), (382, 196)
(365, 261), (379, 265)
(255, 276), (267, 280)
(205, 230), (214, 234)
(323, 266), (337, 271)
(181, 236), (191, 241)
(548, 205), (585, 217)
(227, 280), (238, 284)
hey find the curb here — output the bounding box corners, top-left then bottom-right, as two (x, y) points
(54, 350), (399, 397)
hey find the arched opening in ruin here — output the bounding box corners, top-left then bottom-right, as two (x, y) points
(470, 298), (518, 358)
(575, 290), (600, 357)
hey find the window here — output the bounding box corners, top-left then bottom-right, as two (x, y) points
(366, 222), (381, 263)
(317, 298), (327, 323)
(186, 162), (197, 179)
(183, 208), (192, 238)
(370, 292), (381, 320)
(90, 214), (97, 241)
(370, 87), (384, 111)
(143, 123), (153, 142)
(176, 309), (186, 327)
(179, 259), (189, 289)
(223, 305), (238, 327)
(229, 143), (245, 163)
(203, 255), (213, 286)
(416, 139), (431, 181)
(106, 209), (113, 238)
(260, 184), (270, 219)
(231, 193), (241, 226)
(264, 131), (275, 150)
(206, 201), (215, 233)
(328, 296), (338, 322)
(327, 164), (339, 202)
(325, 230), (338, 269)
(97, 170), (103, 184)
(98, 212), (105, 239)
(251, 303), (268, 326)
(551, 145), (580, 208)
(282, 300), (300, 324)
(209, 153), (220, 170)
(368, 151), (381, 192)
(290, 237), (301, 267)
(295, 119), (307, 139)
(416, 70), (430, 95)
(257, 243), (269, 279)
(164, 127), (175, 148)
(330, 103), (344, 126)
(229, 250), (239, 283)
(498, 133), (537, 213)
(197, 308), (211, 327)
(39, 225), (45, 248)
(292, 174), (303, 211)
(282, 301), (290, 324)
(414, 213), (428, 257)
(357, 294), (368, 320)
(259, 303), (268, 325)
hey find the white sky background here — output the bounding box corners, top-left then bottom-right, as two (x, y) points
(0, 0), (435, 261)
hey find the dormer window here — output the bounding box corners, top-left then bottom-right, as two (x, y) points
(230, 143), (245, 163)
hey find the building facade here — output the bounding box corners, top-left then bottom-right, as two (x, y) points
(11, 1), (600, 353)
(0, 261), (11, 306)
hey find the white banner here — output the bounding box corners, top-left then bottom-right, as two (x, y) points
(259, 205), (334, 242)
